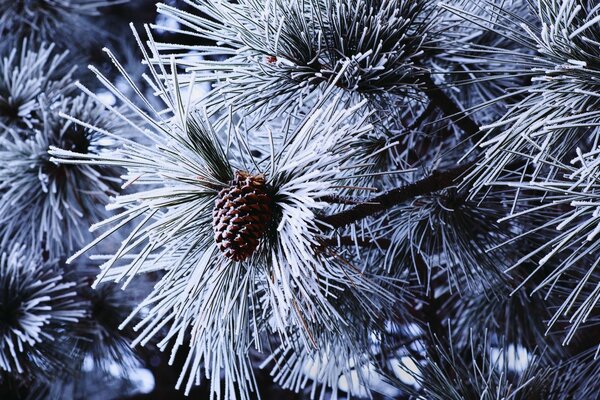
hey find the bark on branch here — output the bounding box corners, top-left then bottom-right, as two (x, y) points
(318, 74), (481, 230)
(320, 162), (475, 229)
(419, 73), (482, 141)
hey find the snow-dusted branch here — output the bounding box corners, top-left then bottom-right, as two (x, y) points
(321, 161), (475, 229)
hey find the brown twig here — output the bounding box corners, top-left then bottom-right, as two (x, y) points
(320, 194), (377, 205)
(419, 73), (482, 141)
(319, 235), (391, 249)
(320, 161), (475, 229)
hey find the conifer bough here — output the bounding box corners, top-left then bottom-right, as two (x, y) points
(5, 0), (600, 398)
(321, 161), (475, 229)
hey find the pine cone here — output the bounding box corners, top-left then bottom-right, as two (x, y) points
(212, 171), (273, 262)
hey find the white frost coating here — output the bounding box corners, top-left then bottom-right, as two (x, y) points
(49, 21), (395, 399)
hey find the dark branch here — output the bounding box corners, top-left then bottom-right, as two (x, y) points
(319, 235), (391, 248)
(318, 72), (483, 231)
(320, 195), (376, 205)
(407, 101), (436, 130)
(419, 73), (482, 141)
(316, 73), (483, 231)
(320, 161), (475, 229)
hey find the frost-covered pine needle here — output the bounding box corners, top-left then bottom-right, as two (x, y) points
(50, 28), (397, 398)
(0, 94), (125, 259)
(0, 40), (75, 138)
(0, 245), (85, 378)
(0, 0), (129, 48)
(153, 0), (437, 119)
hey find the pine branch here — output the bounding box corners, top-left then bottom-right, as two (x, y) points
(420, 73), (481, 141)
(407, 101), (436, 130)
(321, 161), (475, 229)
(413, 251), (446, 349)
(320, 195), (376, 205)
(319, 235), (391, 248)
(314, 73), (483, 232)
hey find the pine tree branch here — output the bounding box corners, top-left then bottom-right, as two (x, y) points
(320, 161), (475, 229)
(320, 195), (377, 205)
(407, 101), (436, 130)
(317, 73), (482, 231)
(319, 235), (391, 248)
(419, 73), (482, 141)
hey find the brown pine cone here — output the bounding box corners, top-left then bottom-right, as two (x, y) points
(212, 171), (273, 262)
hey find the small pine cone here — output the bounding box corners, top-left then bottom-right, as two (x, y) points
(212, 171), (273, 262)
